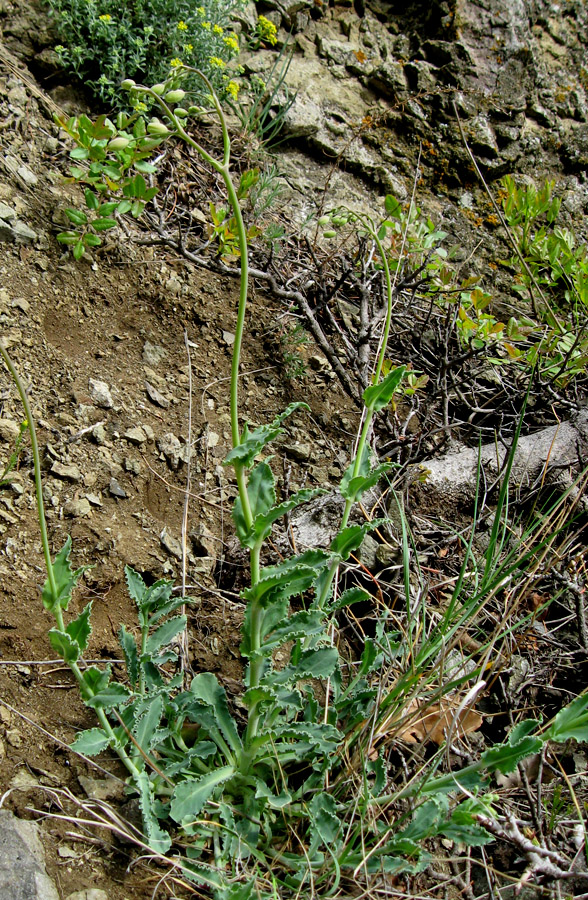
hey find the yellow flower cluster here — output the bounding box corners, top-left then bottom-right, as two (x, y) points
(209, 56), (226, 68)
(170, 57), (184, 68)
(99, 13), (112, 22)
(177, 20), (188, 31)
(257, 15), (277, 45)
(213, 24), (223, 36)
(223, 33), (239, 53)
(225, 80), (240, 99)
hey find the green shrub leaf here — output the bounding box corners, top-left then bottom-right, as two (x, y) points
(189, 673), (242, 753)
(86, 682), (131, 710)
(70, 727), (110, 756)
(363, 365), (406, 411)
(170, 766), (235, 826)
(65, 600), (93, 652)
(224, 402), (309, 468)
(544, 693), (588, 743)
(49, 628), (80, 663)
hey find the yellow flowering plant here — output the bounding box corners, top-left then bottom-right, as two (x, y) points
(45, 0), (246, 105)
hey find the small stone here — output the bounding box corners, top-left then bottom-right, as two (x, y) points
(51, 461), (82, 483)
(109, 477), (127, 499)
(207, 430), (220, 448)
(158, 432), (187, 470)
(285, 441), (311, 462)
(91, 423), (107, 445)
(11, 297), (30, 312)
(190, 524), (217, 558)
(16, 164), (38, 187)
(63, 498), (91, 518)
(124, 425), (147, 444)
(0, 419), (20, 442)
(6, 728), (23, 748)
(142, 340), (166, 366)
(222, 330), (235, 346)
(57, 846), (79, 859)
(0, 810), (60, 900)
(124, 457), (141, 475)
(0, 203), (16, 222)
(160, 526), (183, 559)
(145, 380), (170, 409)
(88, 378), (113, 409)
(10, 220), (37, 244)
(78, 775), (125, 802)
(65, 892), (109, 900)
(84, 493), (102, 507)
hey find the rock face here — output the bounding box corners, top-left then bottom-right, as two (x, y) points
(0, 811), (59, 900)
(242, 0), (588, 221)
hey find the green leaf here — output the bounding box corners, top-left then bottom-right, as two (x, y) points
(363, 365), (406, 411)
(340, 460), (395, 502)
(133, 695), (164, 752)
(261, 610), (327, 651)
(145, 615), (186, 656)
(479, 733), (542, 775)
(118, 625), (139, 688)
(385, 195), (403, 219)
(330, 519), (387, 561)
(92, 217), (117, 232)
(73, 240), (85, 260)
(134, 160), (157, 174)
(135, 770), (172, 854)
(224, 403), (309, 468)
(233, 461), (276, 547)
(270, 646), (339, 684)
(309, 793), (340, 848)
(170, 766), (235, 826)
(86, 682), (131, 710)
(65, 601), (93, 652)
(84, 189), (99, 211)
(49, 628), (80, 663)
(331, 586), (371, 611)
(65, 208), (88, 226)
(242, 565), (319, 611)
(544, 694), (588, 743)
(269, 721), (342, 753)
(70, 147), (89, 160)
(83, 233), (102, 247)
(57, 231), (80, 245)
(249, 487), (325, 547)
(41, 537), (88, 613)
(71, 727), (110, 756)
(255, 780), (292, 809)
(117, 199), (133, 215)
(189, 673), (242, 753)
(79, 665), (111, 701)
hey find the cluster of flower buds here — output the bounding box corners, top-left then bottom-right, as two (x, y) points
(317, 210), (357, 239)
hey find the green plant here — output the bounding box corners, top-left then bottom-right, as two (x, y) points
(46, 0), (243, 106)
(278, 320), (310, 380)
(5, 70), (588, 897)
(228, 39), (297, 149)
(0, 418), (28, 489)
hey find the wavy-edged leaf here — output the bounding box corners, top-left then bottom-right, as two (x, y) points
(330, 519), (387, 560)
(189, 673), (242, 753)
(42, 536), (88, 613)
(145, 614), (186, 656)
(118, 625), (139, 688)
(133, 695), (164, 754)
(340, 461), (395, 503)
(270, 647), (339, 684)
(79, 665), (111, 701)
(71, 727), (110, 756)
(255, 780), (292, 809)
(261, 610), (328, 652)
(270, 721), (342, 753)
(363, 365), (406, 412)
(242, 565), (319, 609)
(86, 682), (131, 710)
(249, 487), (325, 546)
(241, 597), (288, 658)
(170, 766), (235, 826)
(49, 628), (80, 663)
(479, 733), (542, 775)
(135, 770), (171, 854)
(224, 402), (309, 468)
(65, 601), (93, 652)
(331, 586), (371, 611)
(309, 792), (341, 848)
(233, 460), (276, 546)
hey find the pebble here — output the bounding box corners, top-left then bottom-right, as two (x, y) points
(88, 378), (113, 409)
(91, 423), (107, 444)
(160, 526), (183, 559)
(65, 891), (108, 900)
(0, 419), (20, 442)
(124, 457), (141, 475)
(145, 380), (170, 408)
(124, 425), (147, 444)
(109, 477), (127, 498)
(63, 498), (91, 518)
(158, 432), (187, 469)
(51, 461), (82, 483)
(284, 441), (312, 462)
(142, 340), (166, 366)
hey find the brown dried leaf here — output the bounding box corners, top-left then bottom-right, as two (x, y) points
(378, 696), (483, 746)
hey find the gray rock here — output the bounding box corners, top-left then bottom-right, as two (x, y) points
(16, 164), (38, 187)
(145, 380), (170, 409)
(63, 498), (91, 518)
(158, 432), (188, 470)
(0, 219), (37, 244)
(124, 425), (147, 445)
(78, 775), (125, 802)
(109, 477), (127, 498)
(88, 378), (113, 409)
(51, 461), (82, 483)
(91, 423), (107, 445)
(0, 203), (16, 222)
(0, 419), (20, 442)
(0, 809), (59, 900)
(142, 340), (166, 366)
(160, 525), (183, 560)
(284, 441), (311, 462)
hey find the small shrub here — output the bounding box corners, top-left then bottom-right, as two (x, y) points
(46, 0), (244, 106)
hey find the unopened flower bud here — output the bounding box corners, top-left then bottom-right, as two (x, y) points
(121, 79), (136, 90)
(107, 137), (130, 151)
(164, 89), (186, 103)
(151, 83), (166, 96)
(147, 118), (169, 135)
